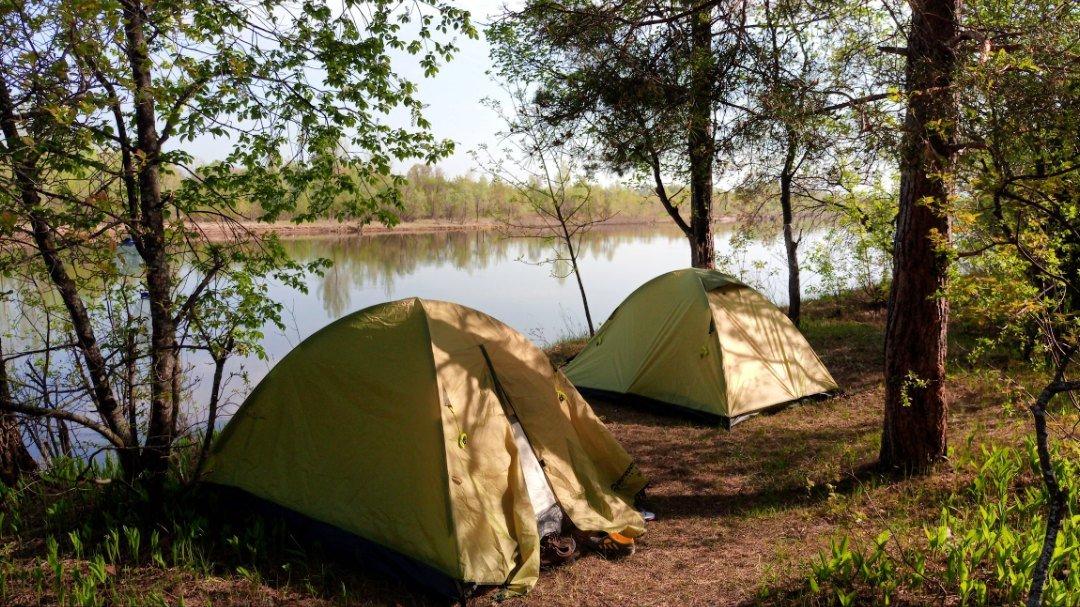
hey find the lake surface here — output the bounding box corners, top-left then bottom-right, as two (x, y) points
(225, 223), (866, 390)
(4, 222), (880, 431)
(268, 224), (825, 343)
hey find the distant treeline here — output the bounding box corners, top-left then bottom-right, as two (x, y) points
(177, 161), (777, 226)
(396, 164), (666, 223)
(396, 165), (783, 224)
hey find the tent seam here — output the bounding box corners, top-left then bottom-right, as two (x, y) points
(417, 298), (468, 582)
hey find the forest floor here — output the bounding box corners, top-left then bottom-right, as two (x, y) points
(0, 291), (1065, 606)
(512, 293), (1048, 607)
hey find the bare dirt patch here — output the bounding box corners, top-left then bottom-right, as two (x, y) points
(467, 298), (1028, 607)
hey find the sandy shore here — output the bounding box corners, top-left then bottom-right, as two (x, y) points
(193, 215), (746, 241)
(2, 215), (747, 248)
(194, 218), (496, 241)
(194, 216), (665, 241)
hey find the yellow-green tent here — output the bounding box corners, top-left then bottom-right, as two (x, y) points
(204, 298), (646, 598)
(564, 269), (838, 426)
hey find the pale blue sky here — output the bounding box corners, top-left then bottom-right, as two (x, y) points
(401, 0), (510, 176)
(182, 1), (509, 178)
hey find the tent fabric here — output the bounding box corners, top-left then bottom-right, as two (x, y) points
(564, 269), (838, 425)
(204, 298), (646, 597)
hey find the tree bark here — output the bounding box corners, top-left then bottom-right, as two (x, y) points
(687, 4), (716, 269)
(194, 337), (231, 480)
(780, 132), (801, 327)
(122, 0), (180, 478)
(880, 0), (957, 473)
(647, 145), (692, 238)
(0, 336), (36, 486)
(765, 0), (801, 325)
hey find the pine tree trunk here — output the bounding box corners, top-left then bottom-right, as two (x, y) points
(687, 4), (715, 269)
(880, 0), (957, 473)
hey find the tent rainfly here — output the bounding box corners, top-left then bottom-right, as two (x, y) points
(204, 298), (646, 598)
(564, 269), (838, 427)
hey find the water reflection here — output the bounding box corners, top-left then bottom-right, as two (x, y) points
(284, 226), (689, 319)
(5, 223), (881, 428)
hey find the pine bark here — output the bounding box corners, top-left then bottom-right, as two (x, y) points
(880, 0), (957, 472)
(687, 5), (715, 269)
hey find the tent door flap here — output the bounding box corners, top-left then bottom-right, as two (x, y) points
(477, 345), (564, 537)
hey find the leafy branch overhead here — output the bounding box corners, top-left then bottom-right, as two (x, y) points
(0, 0), (474, 479)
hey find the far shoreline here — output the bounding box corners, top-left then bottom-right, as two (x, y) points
(195, 214), (749, 242)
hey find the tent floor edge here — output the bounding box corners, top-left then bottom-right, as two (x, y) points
(573, 387), (839, 429)
(573, 387), (729, 427)
(201, 483), (472, 601)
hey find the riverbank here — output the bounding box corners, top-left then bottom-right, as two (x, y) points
(194, 214), (745, 241)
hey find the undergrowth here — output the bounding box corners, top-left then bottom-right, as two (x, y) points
(0, 455), (374, 606)
(801, 438), (1078, 606)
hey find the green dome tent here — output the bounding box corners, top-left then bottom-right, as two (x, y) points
(564, 269), (838, 427)
(204, 298), (646, 598)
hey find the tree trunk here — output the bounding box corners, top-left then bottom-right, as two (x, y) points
(1026, 378), (1078, 607)
(194, 338), (231, 480)
(880, 0), (957, 473)
(765, 1), (801, 324)
(687, 4), (715, 269)
(780, 132), (801, 327)
(561, 225), (595, 336)
(0, 336), (36, 486)
(122, 0), (180, 478)
(0, 414), (34, 487)
(0, 76), (138, 475)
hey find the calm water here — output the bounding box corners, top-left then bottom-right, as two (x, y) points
(4, 222), (878, 428)
(221, 223), (863, 393)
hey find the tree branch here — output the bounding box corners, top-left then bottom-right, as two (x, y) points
(0, 402), (126, 450)
(1027, 352), (1079, 607)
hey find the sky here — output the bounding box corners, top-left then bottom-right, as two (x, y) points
(183, 1), (510, 178)
(400, 0), (511, 176)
